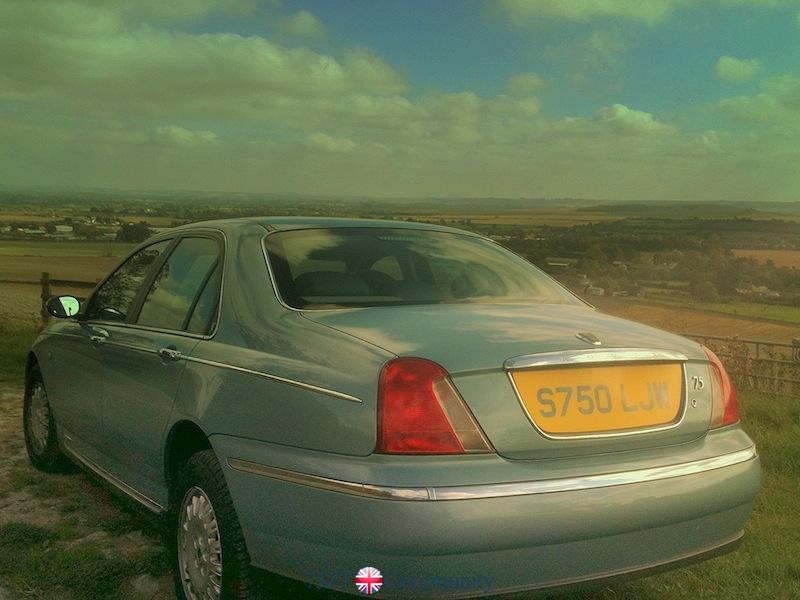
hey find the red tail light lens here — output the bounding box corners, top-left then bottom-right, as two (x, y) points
(377, 358), (492, 455)
(703, 346), (740, 428)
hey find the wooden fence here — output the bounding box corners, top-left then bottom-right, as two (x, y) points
(681, 333), (800, 397)
(37, 273), (800, 397)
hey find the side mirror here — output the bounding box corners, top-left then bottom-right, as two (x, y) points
(46, 295), (81, 318)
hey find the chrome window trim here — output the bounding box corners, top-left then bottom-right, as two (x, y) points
(227, 445), (757, 502)
(63, 439), (165, 513)
(80, 228), (227, 341)
(183, 355), (362, 403)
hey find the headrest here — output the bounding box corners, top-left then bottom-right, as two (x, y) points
(294, 271), (370, 297)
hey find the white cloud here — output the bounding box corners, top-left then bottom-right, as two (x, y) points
(75, 0), (259, 23)
(546, 30), (630, 90)
(280, 10), (326, 38)
(506, 73), (545, 96)
(717, 74), (800, 127)
(0, 1), (407, 120)
(494, 0), (800, 25)
(1, 0), (798, 201)
(155, 125), (218, 147)
(306, 133), (356, 153)
(715, 56), (762, 82)
(592, 104), (676, 135)
(494, 0), (683, 25)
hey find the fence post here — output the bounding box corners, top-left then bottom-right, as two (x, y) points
(40, 272), (51, 330)
(793, 339), (800, 363)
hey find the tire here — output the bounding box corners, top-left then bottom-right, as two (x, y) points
(172, 449), (263, 600)
(23, 365), (71, 472)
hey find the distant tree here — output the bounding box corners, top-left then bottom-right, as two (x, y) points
(73, 222), (101, 239)
(693, 281), (719, 302)
(116, 221), (152, 243)
(44, 223), (57, 234)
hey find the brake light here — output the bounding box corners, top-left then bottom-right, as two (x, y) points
(377, 358), (492, 455)
(703, 346), (740, 428)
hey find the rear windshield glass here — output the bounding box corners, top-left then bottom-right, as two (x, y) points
(264, 228), (581, 309)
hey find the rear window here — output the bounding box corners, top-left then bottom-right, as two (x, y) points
(264, 227), (580, 309)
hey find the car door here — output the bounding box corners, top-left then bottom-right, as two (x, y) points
(54, 239), (171, 461)
(98, 234), (223, 502)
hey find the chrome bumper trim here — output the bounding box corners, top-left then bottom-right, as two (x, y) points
(227, 459), (430, 500)
(228, 445), (757, 502)
(504, 348), (689, 370)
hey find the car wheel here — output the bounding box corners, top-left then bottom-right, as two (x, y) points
(173, 450), (263, 600)
(23, 366), (71, 472)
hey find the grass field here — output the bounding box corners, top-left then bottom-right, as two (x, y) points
(0, 321), (798, 599)
(732, 249), (800, 268)
(695, 301), (800, 325)
(619, 295), (800, 327)
(0, 240), (134, 283)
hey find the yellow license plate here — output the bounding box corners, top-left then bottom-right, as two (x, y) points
(510, 363), (683, 436)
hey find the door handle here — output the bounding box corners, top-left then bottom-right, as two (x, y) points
(158, 347), (182, 362)
(89, 327), (109, 346)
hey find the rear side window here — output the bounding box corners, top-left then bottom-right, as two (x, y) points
(87, 240), (170, 322)
(136, 237), (220, 332)
(265, 227), (580, 309)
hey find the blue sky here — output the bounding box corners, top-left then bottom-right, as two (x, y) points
(1, 0), (799, 200)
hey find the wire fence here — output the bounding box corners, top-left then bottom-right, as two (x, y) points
(681, 333), (800, 398)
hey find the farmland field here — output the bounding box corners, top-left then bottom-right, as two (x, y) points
(732, 249), (800, 268)
(593, 297), (800, 342)
(397, 211), (622, 226)
(694, 301), (800, 325)
(615, 296), (800, 327)
(0, 241), (133, 283)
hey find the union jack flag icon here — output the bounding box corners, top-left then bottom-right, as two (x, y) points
(355, 566), (383, 595)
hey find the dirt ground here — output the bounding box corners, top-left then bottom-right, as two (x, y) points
(0, 385), (175, 600)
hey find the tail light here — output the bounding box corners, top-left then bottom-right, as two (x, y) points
(703, 346), (740, 428)
(377, 358), (493, 455)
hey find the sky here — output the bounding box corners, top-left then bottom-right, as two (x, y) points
(0, 0), (799, 201)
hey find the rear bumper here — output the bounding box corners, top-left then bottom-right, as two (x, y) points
(212, 436), (760, 598)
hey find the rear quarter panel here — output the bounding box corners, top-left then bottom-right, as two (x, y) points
(170, 224), (392, 456)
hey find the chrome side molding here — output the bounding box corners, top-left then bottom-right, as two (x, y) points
(227, 445), (757, 502)
(63, 440), (165, 513)
(182, 355), (363, 403)
(504, 348), (689, 371)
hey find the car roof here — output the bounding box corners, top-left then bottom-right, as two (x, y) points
(172, 216), (482, 236)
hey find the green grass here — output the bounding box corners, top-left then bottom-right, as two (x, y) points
(697, 301), (800, 325)
(0, 323), (37, 384)
(547, 391), (800, 600)
(0, 522), (166, 600)
(639, 296), (800, 326)
(0, 355), (796, 599)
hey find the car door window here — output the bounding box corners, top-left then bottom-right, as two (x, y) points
(86, 241), (170, 322)
(185, 265), (222, 335)
(136, 237), (220, 332)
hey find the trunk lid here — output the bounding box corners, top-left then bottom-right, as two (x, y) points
(304, 303), (712, 459)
